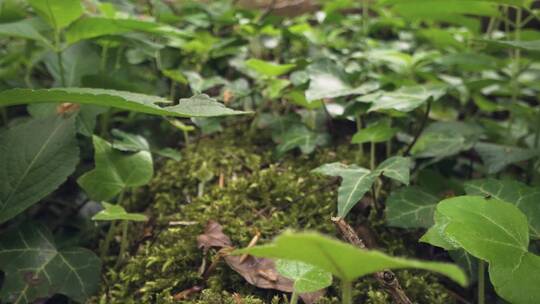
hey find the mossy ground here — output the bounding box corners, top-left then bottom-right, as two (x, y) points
(92, 125), (457, 304)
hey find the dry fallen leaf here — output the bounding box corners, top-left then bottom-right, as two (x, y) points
(197, 221), (325, 304)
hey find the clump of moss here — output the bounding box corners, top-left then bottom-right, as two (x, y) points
(94, 131), (456, 304)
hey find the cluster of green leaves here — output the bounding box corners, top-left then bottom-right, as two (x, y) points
(0, 0), (539, 303)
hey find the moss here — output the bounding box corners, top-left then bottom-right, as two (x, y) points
(92, 130), (456, 304)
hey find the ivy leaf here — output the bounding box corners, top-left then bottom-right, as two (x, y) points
(276, 260), (332, 293)
(275, 125), (329, 156)
(351, 121), (397, 144)
(421, 196), (540, 304)
(385, 186), (439, 228)
(465, 179), (540, 239)
(65, 17), (191, 45)
(0, 88), (247, 117)
(313, 163), (376, 218)
(77, 136), (153, 201)
(480, 39), (540, 52)
(373, 156), (411, 185)
(358, 84), (447, 113)
(245, 59), (296, 77)
(28, 0), (83, 30)
(0, 18), (52, 47)
(234, 231), (467, 285)
(411, 121), (483, 158)
(305, 59), (379, 101)
(474, 142), (538, 174)
(0, 224), (101, 303)
(111, 129), (150, 152)
(92, 202), (148, 222)
(0, 115), (79, 223)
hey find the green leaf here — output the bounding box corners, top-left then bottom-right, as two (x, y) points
(28, 0), (83, 30)
(65, 17), (191, 44)
(234, 231), (467, 285)
(374, 156), (411, 185)
(465, 179), (540, 239)
(385, 186), (438, 228)
(0, 115), (79, 223)
(27, 103), (106, 137)
(245, 59), (296, 77)
(313, 163), (376, 218)
(77, 136), (153, 201)
(480, 39), (540, 52)
(474, 142), (538, 174)
(154, 148), (182, 161)
(305, 60), (379, 101)
(275, 125), (329, 156)
(358, 84), (447, 113)
(275, 260), (333, 293)
(0, 224), (101, 303)
(0, 88), (247, 117)
(111, 129), (150, 152)
(351, 121), (397, 144)
(421, 196), (540, 304)
(92, 202), (148, 222)
(44, 42), (100, 87)
(0, 18), (52, 46)
(411, 122), (483, 158)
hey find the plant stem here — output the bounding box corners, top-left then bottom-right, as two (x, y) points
(100, 45), (109, 73)
(55, 31), (66, 87)
(356, 114), (364, 160)
(362, 0), (369, 34)
(404, 100), (432, 156)
(100, 221), (117, 259)
(342, 280), (353, 304)
(290, 291), (299, 304)
(478, 260), (486, 304)
(116, 220), (129, 267)
(370, 141), (376, 170)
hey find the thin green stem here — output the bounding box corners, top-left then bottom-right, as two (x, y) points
(116, 220), (129, 267)
(362, 0), (369, 34)
(55, 31), (66, 87)
(290, 291), (299, 304)
(100, 45), (109, 73)
(342, 280), (352, 304)
(478, 260), (486, 304)
(183, 130), (190, 146)
(355, 114), (364, 160)
(99, 221), (117, 259)
(370, 141), (376, 170)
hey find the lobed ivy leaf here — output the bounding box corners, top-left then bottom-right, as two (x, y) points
(313, 163), (375, 218)
(313, 156), (410, 218)
(465, 178), (540, 239)
(385, 186), (438, 228)
(358, 84), (447, 113)
(275, 125), (329, 156)
(275, 259), (333, 293)
(245, 59), (296, 77)
(234, 231), (467, 285)
(77, 136), (153, 201)
(305, 59), (379, 101)
(111, 129), (150, 152)
(421, 196), (540, 304)
(28, 0), (83, 30)
(65, 17), (192, 45)
(0, 224), (101, 303)
(474, 142), (538, 174)
(0, 18), (52, 47)
(351, 121), (397, 144)
(0, 88), (247, 117)
(92, 202), (148, 222)
(0, 115), (79, 223)
(411, 121), (483, 158)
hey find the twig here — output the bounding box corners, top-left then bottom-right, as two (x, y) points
(332, 217), (413, 304)
(403, 100), (432, 156)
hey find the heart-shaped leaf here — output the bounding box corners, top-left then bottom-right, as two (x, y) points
(351, 121), (397, 144)
(276, 260), (332, 293)
(235, 231), (467, 285)
(465, 179), (540, 239)
(474, 142), (538, 174)
(0, 115), (79, 223)
(421, 196), (540, 304)
(28, 0), (83, 30)
(92, 202), (148, 222)
(77, 136), (153, 201)
(0, 224), (101, 303)
(245, 59), (296, 77)
(374, 156), (411, 185)
(385, 186), (438, 228)
(358, 84), (447, 113)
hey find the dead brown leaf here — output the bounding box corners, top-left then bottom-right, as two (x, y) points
(197, 220), (232, 252)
